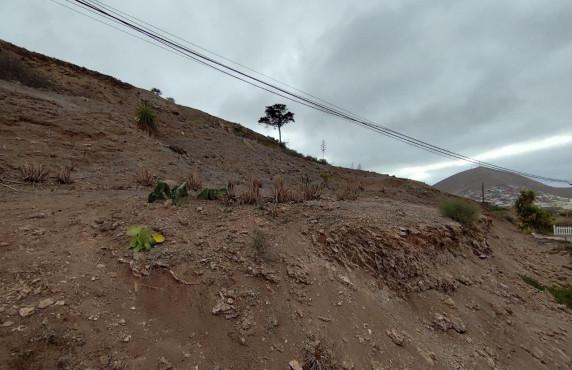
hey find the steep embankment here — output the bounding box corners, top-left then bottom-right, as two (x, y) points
(0, 40), (570, 369)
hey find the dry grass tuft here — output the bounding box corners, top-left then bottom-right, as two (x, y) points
(187, 171), (203, 191)
(227, 178), (238, 199)
(136, 169), (154, 187)
(240, 176), (262, 204)
(20, 163), (50, 183)
(57, 165), (74, 184)
(272, 176), (290, 203)
(336, 183), (360, 201)
(303, 182), (323, 201)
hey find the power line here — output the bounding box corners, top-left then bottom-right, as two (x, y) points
(57, 0), (572, 184)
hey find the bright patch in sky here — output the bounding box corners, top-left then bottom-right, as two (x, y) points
(395, 134), (572, 182)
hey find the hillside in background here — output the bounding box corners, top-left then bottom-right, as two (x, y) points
(0, 40), (570, 369)
(435, 167), (572, 208)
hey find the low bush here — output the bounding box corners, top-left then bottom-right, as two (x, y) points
(20, 163), (50, 183)
(136, 169), (154, 186)
(523, 276), (572, 309)
(186, 171), (203, 191)
(439, 198), (480, 226)
(253, 230), (273, 261)
(272, 176), (290, 203)
(135, 103), (157, 136)
(0, 54), (53, 89)
(57, 165), (74, 184)
(336, 183), (360, 201)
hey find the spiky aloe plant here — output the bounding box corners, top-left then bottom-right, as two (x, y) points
(135, 103), (157, 136)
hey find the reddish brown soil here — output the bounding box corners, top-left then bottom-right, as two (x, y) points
(0, 40), (570, 369)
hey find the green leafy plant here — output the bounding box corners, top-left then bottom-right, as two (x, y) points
(135, 102), (157, 136)
(439, 198), (480, 226)
(319, 172), (332, 186)
(126, 226), (165, 252)
(514, 190), (553, 233)
(148, 181), (190, 206)
(196, 187), (228, 200)
(523, 275), (572, 309)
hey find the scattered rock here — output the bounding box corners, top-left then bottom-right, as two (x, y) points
(432, 313), (466, 333)
(38, 298), (55, 309)
(289, 360), (302, 370)
(387, 329), (404, 346)
(158, 356), (173, 370)
(341, 360), (355, 369)
(123, 335), (131, 343)
(19, 306), (35, 317)
(1, 321), (14, 327)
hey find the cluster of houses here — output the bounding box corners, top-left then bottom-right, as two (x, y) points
(461, 185), (572, 210)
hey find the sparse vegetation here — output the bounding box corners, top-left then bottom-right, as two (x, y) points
(253, 230), (272, 261)
(439, 198), (480, 226)
(271, 175), (290, 203)
(136, 169), (154, 186)
(148, 181), (190, 206)
(240, 177), (262, 205)
(303, 342), (331, 370)
(135, 102), (157, 136)
(523, 275), (572, 309)
(515, 190), (553, 234)
(150, 87), (162, 96)
(20, 163), (50, 183)
(166, 97), (175, 103)
(57, 165), (74, 184)
(319, 172), (332, 187)
(0, 53), (53, 89)
(226, 178), (238, 200)
(126, 225), (165, 252)
(186, 171), (203, 191)
(336, 183), (360, 201)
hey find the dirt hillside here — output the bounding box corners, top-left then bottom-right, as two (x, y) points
(0, 40), (571, 370)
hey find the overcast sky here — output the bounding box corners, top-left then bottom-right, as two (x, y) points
(1, 0), (571, 186)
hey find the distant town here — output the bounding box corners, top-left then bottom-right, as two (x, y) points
(461, 185), (572, 210)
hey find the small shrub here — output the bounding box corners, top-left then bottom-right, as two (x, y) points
(187, 171), (203, 191)
(136, 169), (154, 186)
(0, 54), (53, 89)
(57, 165), (74, 184)
(303, 182), (323, 201)
(227, 178), (238, 199)
(523, 275), (572, 309)
(20, 163), (50, 183)
(150, 87), (162, 96)
(239, 177), (262, 204)
(272, 176), (290, 203)
(135, 103), (157, 136)
(336, 183), (360, 201)
(317, 158), (328, 165)
(319, 172), (332, 187)
(253, 230), (272, 260)
(303, 342), (331, 370)
(439, 199), (480, 226)
(166, 97), (175, 103)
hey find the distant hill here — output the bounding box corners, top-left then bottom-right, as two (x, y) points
(434, 167), (572, 199)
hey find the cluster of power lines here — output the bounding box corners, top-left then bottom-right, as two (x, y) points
(53, 0), (572, 185)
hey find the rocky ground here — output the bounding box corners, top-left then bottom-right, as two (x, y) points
(0, 40), (571, 369)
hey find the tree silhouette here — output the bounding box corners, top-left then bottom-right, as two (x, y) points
(258, 104), (295, 144)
